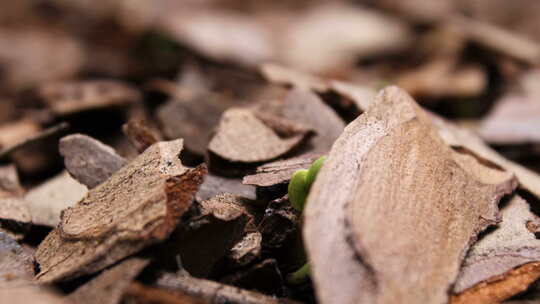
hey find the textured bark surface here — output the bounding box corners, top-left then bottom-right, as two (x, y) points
(197, 173), (256, 202)
(122, 118), (162, 153)
(59, 134), (127, 189)
(67, 258), (149, 304)
(304, 86), (517, 304)
(0, 164), (31, 239)
(37, 80), (141, 115)
(24, 171), (87, 227)
(0, 232), (34, 288)
(35, 140), (206, 283)
(242, 153), (322, 187)
(208, 108), (308, 163)
(454, 195), (540, 293)
(451, 262), (540, 304)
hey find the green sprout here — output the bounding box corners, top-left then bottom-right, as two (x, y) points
(286, 156), (326, 285)
(288, 156), (326, 212)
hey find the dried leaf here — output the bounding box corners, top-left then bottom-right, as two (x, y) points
(38, 80), (141, 116)
(0, 232), (34, 288)
(242, 153), (322, 187)
(208, 108), (307, 163)
(67, 258), (150, 304)
(304, 87), (517, 304)
(25, 171), (88, 227)
(454, 195), (540, 294)
(59, 134), (127, 189)
(35, 140), (206, 283)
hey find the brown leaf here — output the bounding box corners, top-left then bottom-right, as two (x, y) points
(0, 232), (34, 288)
(242, 153), (322, 187)
(208, 108), (308, 163)
(38, 80), (141, 116)
(304, 87), (517, 304)
(24, 171), (87, 227)
(35, 140), (206, 283)
(67, 258), (150, 304)
(451, 262), (540, 304)
(454, 195), (540, 294)
(59, 134), (127, 189)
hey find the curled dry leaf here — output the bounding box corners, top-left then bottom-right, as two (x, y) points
(454, 195), (540, 295)
(37, 80), (141, 116)
(35, 139), (206, 283)
(242, 153), (322, 187)
(59, 134), (127, 189)
(208, 108), (308, 163)
(304, 87), (517, 304)
(24, 171), (87, 227)
(67, 258), (150, 304)
(0, 232), (34, 288)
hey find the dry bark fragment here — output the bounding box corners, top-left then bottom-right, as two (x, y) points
(208, 108), (307, 164)
(156, 273), (300, 304)
(0, 122), (68, 160)
(0, 232), (34, 288)
(163, 193), (257, 278)
(228, 232), (262, 267)
(0, 286), (68, 304)
(67, 258), (150, 304)
(124, 282), (206, 304)
(451, 262), (540, 304)
(35, 139), (206, 283)
(430, 114), (540, 200)
(0, 165), (31, 239)
(277, 88), (344, 152)
(221, 259), (284, 296)
(196, 173), (256, 202)
(304, 86), (517, 304)
(122, 118), (162, 153)
(478, 95), (540, 144)
(59, 134), (127, 189)
(243, 153), (322, 188)
(24, 171), (87, 227)
(260, 63), (329, 92)
(38, 80), (141, 116)
(455, 195), (540, 293)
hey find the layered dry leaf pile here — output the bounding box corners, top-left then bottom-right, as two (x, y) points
(4, 1), (540, 304)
